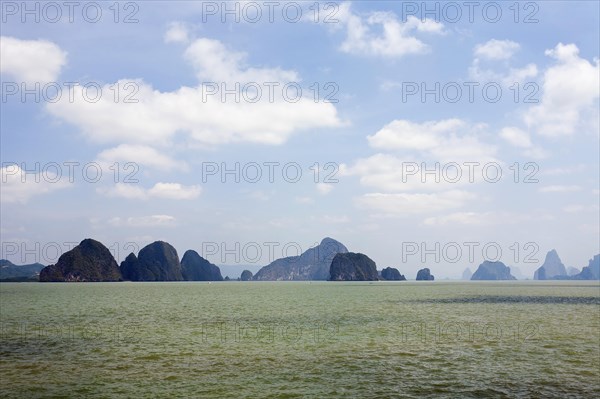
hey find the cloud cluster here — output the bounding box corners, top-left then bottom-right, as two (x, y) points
(357, 191), (476, 217)
(164, 22), (191, 44)
(98, 182), (201, 200)
(469, 39), (538, 87)
(335, 3), (445, 58)
(499, 127), (547, 159)
(0, 36), (67, 84)
(343, 119), (498, 216)
(367, 119), (497, 163)
(474, 41), (598, 157)
(107, 215), (176, 227)
(46, 38), (342, 151)
(524, 43), (599, 137)
(0, 165), (70, 203)
(343, 36), (598, 219)
(474, 39), (520, 60)
(96, 144), (187, 172)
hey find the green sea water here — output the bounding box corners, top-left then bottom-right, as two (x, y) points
(1, 281), (599, 398)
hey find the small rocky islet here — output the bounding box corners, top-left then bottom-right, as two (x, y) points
(380, 267), (406, 281)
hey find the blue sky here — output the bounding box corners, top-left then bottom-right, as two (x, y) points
(1, 1), (599, 278)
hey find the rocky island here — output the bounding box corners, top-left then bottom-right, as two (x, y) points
(0, 259), (45, 281)
(471, 261), (516, 280)
(534, 250), (568, 280)
(329, 252), (379, 281)
(253, 237), (348, 281)
(121, 241), (183, 281)
(181, 250), (223, 281)
(39, 238), (122, 282)
(380, 267), (406, 281)
(416, 268), (434, 281)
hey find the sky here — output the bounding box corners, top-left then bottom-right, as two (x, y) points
(1, 1), (599, 279)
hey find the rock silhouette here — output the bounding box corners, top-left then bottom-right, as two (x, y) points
(329, 252), (378, 281)
(40, 239), (121, 282)
(254, 237), (348, 280)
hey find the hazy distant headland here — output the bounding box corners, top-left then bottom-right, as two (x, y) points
(1, 237), (599, 282)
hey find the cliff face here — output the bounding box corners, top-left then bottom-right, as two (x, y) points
(254, 237), (348, 281)
(120, 253), (141, 281)
(40, 239), (121, 282)
(573, 255), (600, 280)
(471, 261), (516, 280)
(181, 250), (223, 281)
(534, 250), (568, 280)
(586, 255), (600, 279)
(121, 241), (183, 281)
(329, 252), (379, 281)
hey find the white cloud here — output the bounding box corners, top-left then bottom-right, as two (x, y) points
(423, 211), (550, 226)
(0, 36), (67, 84)
(148, 182), (201, 199)
(184, 37), (298, 83)
(469, 39), (538, 87)
(500, 127), (532, 148)
(539, 185), (582, 193)
(295, 196), (314, 204)
(407, 17), (445, 34)
(164, 22), (190, 43)
(505, 63), (539, 83)
(343, 118), (498, 215)
(99, 182), (201, 200)
(341, 153), (482, 192)
(474, 39), (520, 60)
(247, 190), (270, 201)
(563, 205), (584, 213)
(499, 126), (547, 158)
(424, 212), (493, 226)
(469, 60), (538, 87)
(379, 80), (402, 91)
(522, 147), (549, 160)
(366, 119), (498, 163)
(1, 165), (70, 203)
(99, 183), (147, 200)
(108, 215), (176, 227)
(524, 43), (599, 137)
(312, 215), (350, 224)
(316, 183), (334, 195)
(46, 37), (342, 147)
(357, 190), (476, 216)
(563, 204), (598, 214)
(335, 3), (444, 58)
(542, 164), (585, 176)
(267, 217), (295, 229)
(96, 144), (186, 171)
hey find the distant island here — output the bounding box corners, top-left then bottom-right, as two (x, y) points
(471, 261), (516, 280)
(380, 267), (406, 281)
(253, 237), (348, 280)
(0, 259), (44, 282)
(2, 238), (599, 282)
(533, 250), (599, 280)
(416, 268), (435, 281)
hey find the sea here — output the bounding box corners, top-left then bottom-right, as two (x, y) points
(1, 281), (599, 398)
